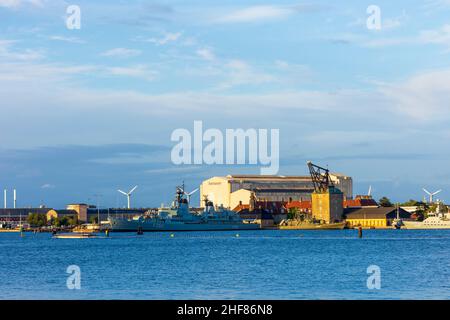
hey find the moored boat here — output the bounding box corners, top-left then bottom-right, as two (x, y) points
(402, 212), (450, 229)
(53, 233), (97, 239)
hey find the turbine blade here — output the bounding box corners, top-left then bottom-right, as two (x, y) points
(129, 185), (138, 194)
(433, 190), (442, 195)
(423, 188), (431, 195)
(188, 188), (199, 196)
(118, 190), (127, 195)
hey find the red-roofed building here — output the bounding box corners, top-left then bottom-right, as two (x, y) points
(285, 200), (312, 213)
(344, 196), (378, 208)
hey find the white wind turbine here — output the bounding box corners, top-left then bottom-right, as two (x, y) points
(118, 185), (138, 209)
(184, 188), (199, 204)
(422, 188), (442, 204)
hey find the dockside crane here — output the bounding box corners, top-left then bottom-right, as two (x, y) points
(307, 161), (334, 193)
(306, 161), (344, 224)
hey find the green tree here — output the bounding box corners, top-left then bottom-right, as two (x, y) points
(27, 213), (47, 227)
(287, 208), (297, 220)
(379, 197), (393, 207)
(51, 217), (60, 227)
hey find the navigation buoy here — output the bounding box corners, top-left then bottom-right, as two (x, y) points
(170, 233), (174, 238)
(235, 233), (240, 238)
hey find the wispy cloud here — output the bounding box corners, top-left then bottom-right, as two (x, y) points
(196, 47), (215, 61)
(100, 48), (142, 58)
(217, 59), (276, 89)
(335, 24), (450, 50)
(0, 39), (45, 61)
(105, 65), (157, 80)
(215, 5), (294, 23)
(49, 35), (85, 44)
(136, 32), (182, 46)
(212, 4), (320, 24)
(0, 0), (43, 8)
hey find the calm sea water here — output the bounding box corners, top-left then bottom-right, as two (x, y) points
(0, 229), (449, 300)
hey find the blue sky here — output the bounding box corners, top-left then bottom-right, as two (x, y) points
(1, 0), (450, 208)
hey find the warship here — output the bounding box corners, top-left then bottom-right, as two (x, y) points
(107, 185), (260, 232)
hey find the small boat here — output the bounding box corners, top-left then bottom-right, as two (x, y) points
(53, 233), (97, 239)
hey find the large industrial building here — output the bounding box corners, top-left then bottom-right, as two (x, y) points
(199, 174), (353, 209)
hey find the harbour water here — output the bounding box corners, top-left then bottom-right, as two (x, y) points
(0, 230), (449, 300)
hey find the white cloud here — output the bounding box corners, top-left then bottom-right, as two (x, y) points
(217, 59), (276, 89)
(196, 48), (215, 61)
(0, 0), (43, 8)
(100, 48), (142, 58)
(0, 0), (20, 7)
(139, 32), (182, 46)
(1, 58), (450, 150)
(49, 35), (85, 44)
(348, 24), (450, 49)
(215, 5), (294, 23)
(0, 39), (44, 61)
(105, 65), (157, 80)
(379, 69), (450, 120)
(419, 24), (450, 46)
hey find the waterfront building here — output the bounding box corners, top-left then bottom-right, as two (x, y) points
(66, 204), (88, 222)
(0, 208), (50, 224)
(311, 186), (344, 223)
(200, 174), (353, 209)
(344, 195), (378, 208)
(46, 209), (78, 221)
(86, 207), (148, 222)
(344, 207), (412, 228)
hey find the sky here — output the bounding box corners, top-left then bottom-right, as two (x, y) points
(1, 0), (450, 208)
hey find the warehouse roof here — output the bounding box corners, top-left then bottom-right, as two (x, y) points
(344, 207), (411, 219)
(49, 209), (78, 216)
(344, 198), (378, 208)
(0, 208), (50, 217)
(218, 174), (350, 181)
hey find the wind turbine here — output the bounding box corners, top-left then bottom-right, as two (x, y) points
(184, 188), (199, 204)
(422, 188), (442, 204)
(368, 185), (372, 197)
(118, 186), (138, 209)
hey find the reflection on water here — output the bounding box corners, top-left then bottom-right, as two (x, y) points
(0, 229), (449, 299)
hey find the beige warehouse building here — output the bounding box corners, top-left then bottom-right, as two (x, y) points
(200, 174), (353, 209)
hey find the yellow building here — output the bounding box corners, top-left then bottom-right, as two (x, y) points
(200, 174), (352, 208)
(311, 186), (344, 223)
(46, 209), (78, 222)
(66, 204), (88, 222)
(345, 207), (412, 228)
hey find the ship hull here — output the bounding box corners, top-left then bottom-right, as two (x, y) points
(402, 221), (450, 229)
(108, 219), (260, 232)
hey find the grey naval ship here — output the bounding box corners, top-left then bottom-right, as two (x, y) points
(107, 185), (260, 232)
